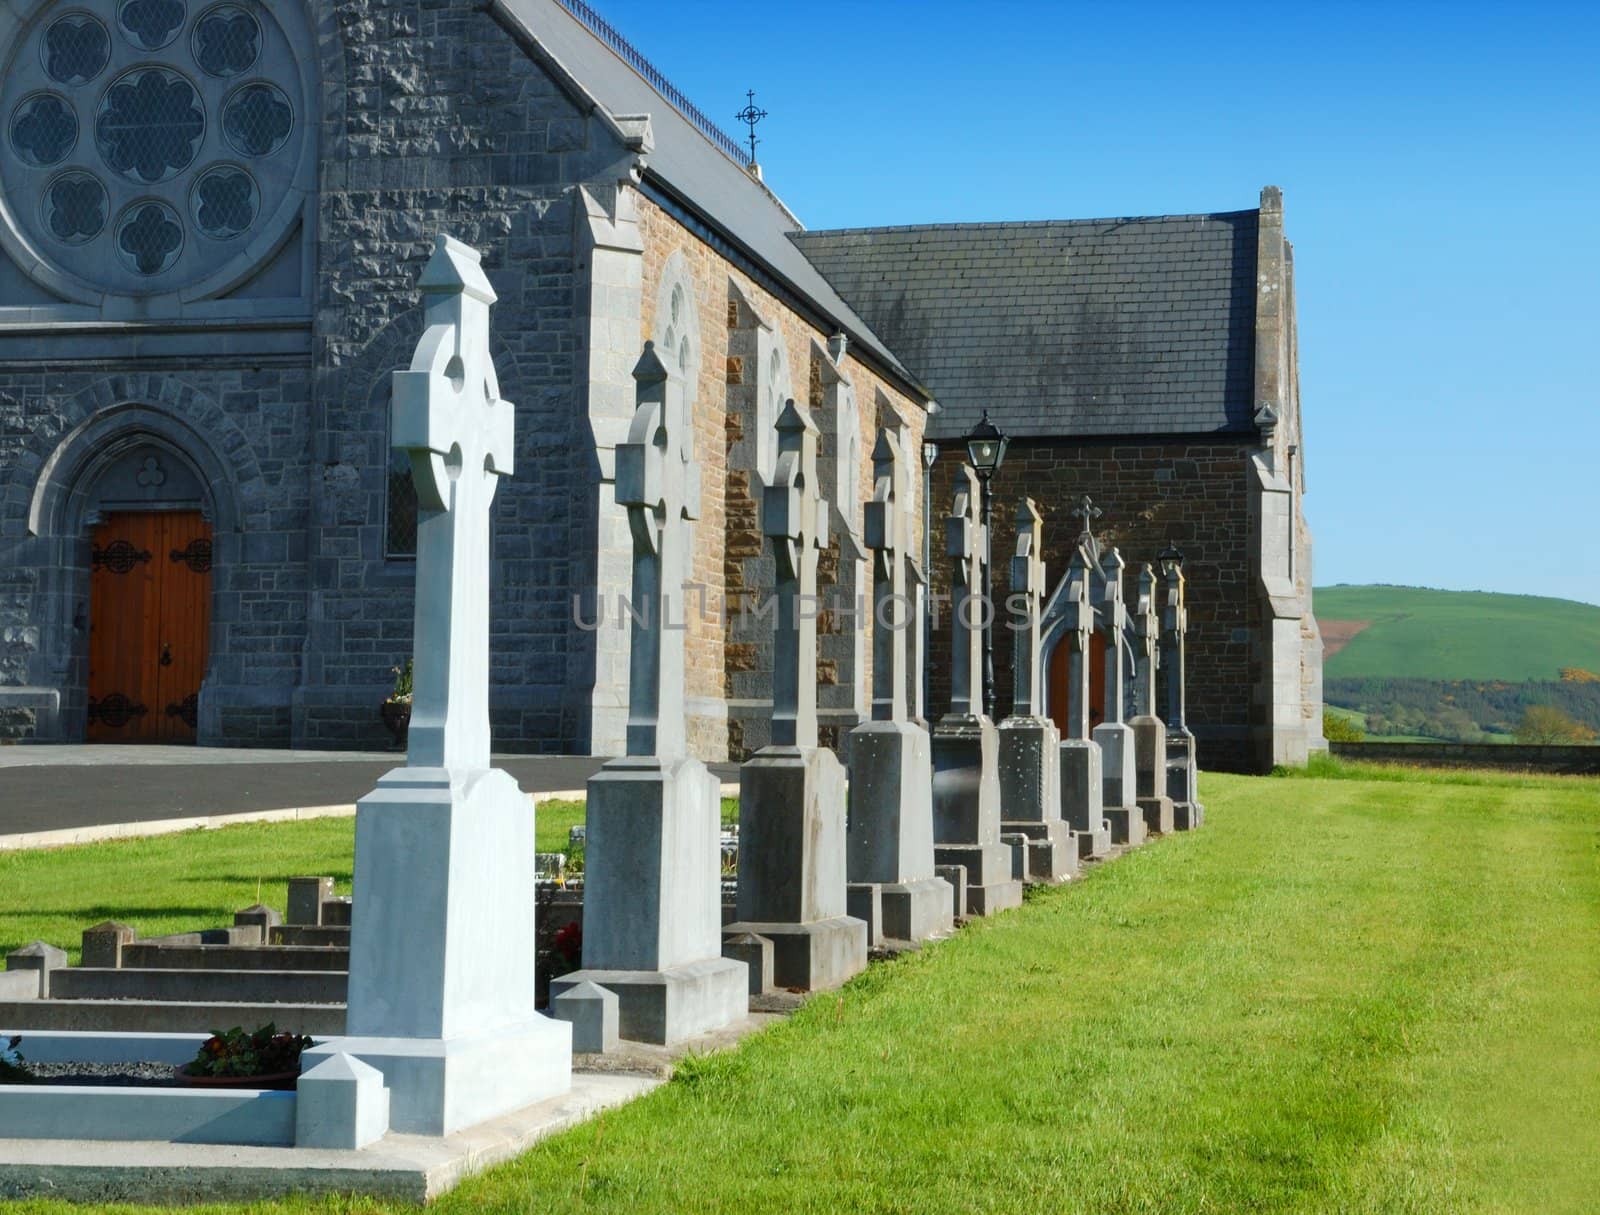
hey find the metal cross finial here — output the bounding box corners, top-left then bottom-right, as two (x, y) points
(735, 90), (767, 165)
(1071, 494), (1102, 543)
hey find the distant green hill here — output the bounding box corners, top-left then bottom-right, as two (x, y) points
(1315, 585), (1600, 683)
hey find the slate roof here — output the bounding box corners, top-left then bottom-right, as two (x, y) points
(789, 213), (1261, 441)
(499, 0), (920, 390)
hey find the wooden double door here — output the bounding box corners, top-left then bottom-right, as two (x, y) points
(87, 512), (212, 744)
(1047, 630), (1107, 736)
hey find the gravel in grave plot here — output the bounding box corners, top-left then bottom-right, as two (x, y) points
(12, 1062), (183, 1087)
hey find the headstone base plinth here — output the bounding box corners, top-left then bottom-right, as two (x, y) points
(723, 918), (868, 991)
(549, 957), (749, 1046)
(933, 843), (1023, 916)
(1167, 730), (1202, 830)
(1137, 795), (1175, 836)
(1060, 739), (1111, 859)
(847, 883), (884, 946)
(734, 746), (867, 991)
(1004, 819), (1079, 882)
(565, 754), (749, 1045)
(303, 1017), (572, 1137)
(331, 766), (572, 1136)
(1102, 807), (1147, 846)
(878, 877), (954, 942)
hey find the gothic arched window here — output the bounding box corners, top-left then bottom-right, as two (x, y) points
(0, 0), (314, 304)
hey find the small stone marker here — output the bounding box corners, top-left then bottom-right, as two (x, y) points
(299, 235), (571, 1136)
(295, 1053), (391, 1151)
(80, 921), (136, 970)
(1129, 563), (1175, 835)
(287, 877), (334, 927)
(930, 465), (1022, 916)
(726, 399), (868, 990)
(722, 931), (774, 996)
(1091, 549), (1147, 847)
(549, 340), (747, 1045)
(1055, 544), (1112, 859)
(232, 903), (280, 944)
(845, 427), (952, 946)
(5, 941), (66, 998)
(551, 980), (621, 1054)
(997, 499), (1077, 882)
(1161, 557), (1204, 828)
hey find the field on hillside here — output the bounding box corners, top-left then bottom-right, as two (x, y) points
(1315, 584), (1600, 682)
(4, 765), (1600, 1213)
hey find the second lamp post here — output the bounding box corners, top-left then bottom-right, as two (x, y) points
(964, 410), (1008, 717)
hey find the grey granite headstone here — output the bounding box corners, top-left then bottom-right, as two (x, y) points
(845, 428), (952, 946)
(1056, 543), (1112, 859)
(300, 236), (570, 1135)
(80, 921), (136, 970)
(998, 499), (1077, 882)
(550, 342), (748, 1044)
(1162, 559), (1204, 828)
(1091, 549), (1147, 847)
(1129, 563), (1175, 835)
(726, 400), (868, 991)
(931, 465), (1022, 916)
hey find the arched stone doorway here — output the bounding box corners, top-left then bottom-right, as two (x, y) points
(27, 405), (238, 744)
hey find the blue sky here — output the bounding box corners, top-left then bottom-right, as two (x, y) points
(594, 0), (1600, 606)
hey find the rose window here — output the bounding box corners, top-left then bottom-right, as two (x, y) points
(0, 0), (312, 302)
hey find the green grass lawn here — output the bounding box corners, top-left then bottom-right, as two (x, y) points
(4, 768), (1599, 1213)
(1317, 584), (1600, 681)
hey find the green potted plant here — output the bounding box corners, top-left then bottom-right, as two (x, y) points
(381, 658), (413, 748)
(179, 1024), (315, 1091)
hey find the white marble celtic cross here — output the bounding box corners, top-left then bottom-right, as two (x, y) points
(390, 235), (515, 771)
(946, 463), (984, 718)
(1099, 549), (1129, 726)
(764, 399), (829, 748)
(863, 427), (910, 723)
(616, 342), (703, 758)
(1063, 545), (1097, 741)
(1134, 563), (1160, 717)
(1009, 498), (1046, 718)
(1161, 560), (1188, 730)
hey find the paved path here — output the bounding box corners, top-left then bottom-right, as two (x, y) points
(0, 746), (738, 847)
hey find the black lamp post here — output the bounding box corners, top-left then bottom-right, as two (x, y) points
(964, 410), (1008, 717)
(1158, 544), (1184, 581)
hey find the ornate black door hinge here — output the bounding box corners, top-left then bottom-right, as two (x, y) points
(87, 693), (149, 728)
(169, 538), (213, 574)
(92, 541), (153, 574)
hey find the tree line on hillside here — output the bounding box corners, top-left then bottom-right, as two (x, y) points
(1324, 677), (1600, 743)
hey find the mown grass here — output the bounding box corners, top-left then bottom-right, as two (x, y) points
(4, 767), (1599, 1213)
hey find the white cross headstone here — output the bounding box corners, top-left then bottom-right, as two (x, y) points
(390, 235), (515, 770)
(1100, 548), (1129, 726)
(1134, 563), (1160, 718)
(1009, 498), (1046, 718)
(1062, 546), (1097, 741)
(764, 399), (829, 748)
(946, 464), (985, 719)
(615, 342), (702, 758)
(313, 235), (570, 1138)
(863, 427), (910, 723)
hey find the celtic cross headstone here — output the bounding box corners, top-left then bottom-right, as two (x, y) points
(847, 427), (951, 945)
(311, 235), (571, 1137)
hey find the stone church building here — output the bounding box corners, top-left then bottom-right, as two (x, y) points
(0, 0), (1320, 771)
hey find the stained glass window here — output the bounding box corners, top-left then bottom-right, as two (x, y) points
(11, 93), (77, 167)
(42, 14), (111, 84)
(2, 0), (308, 297)
(96, 68), (204, 183)
(190, 165), (256, 238)
(43, 172), (109, 244)
(222, 83), (292, 158)
(192, 6), (260, 78)
(115, 200), (183, 275)
(117, 0), (185, 51)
